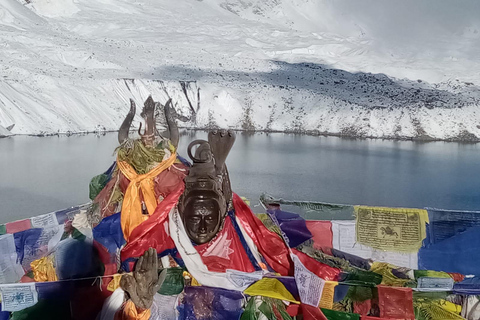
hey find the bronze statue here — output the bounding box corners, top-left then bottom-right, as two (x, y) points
(117, 97), (236, 314)
(178, 129), (235, 244)
(116, 96), (235, 244)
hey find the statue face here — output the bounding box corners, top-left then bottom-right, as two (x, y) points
(184, 199), (221, 244)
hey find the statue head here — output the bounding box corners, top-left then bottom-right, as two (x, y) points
(179, 130), (235, 244)
(118, 96), (180, 149)
(182, 192), (222, 244)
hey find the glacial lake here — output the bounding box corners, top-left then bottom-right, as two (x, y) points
(1, 131), (480, 223)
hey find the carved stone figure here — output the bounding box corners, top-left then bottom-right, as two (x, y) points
(88, 96), (186, 225)
(118, 96), (180, 148)
(121, 248), (160, 310)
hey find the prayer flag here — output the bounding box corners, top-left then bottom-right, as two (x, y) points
(306, 221), (333, 249)
(354, 206), (428, 252)
(244, 278), (299, 303)
(377, 285), (414, 320)
(6, 219), (32, 234)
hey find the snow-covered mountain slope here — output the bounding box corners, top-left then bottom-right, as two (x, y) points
(1, 0), (480, 140)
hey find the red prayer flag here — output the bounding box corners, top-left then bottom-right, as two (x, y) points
(6, 219), (32, 233)
(292, 248), (341, 281)
(233, 193), (293, 276)
(447, 272), (465, 282)
(305, 221), (333, 249)
(301, 304), (328, 320)
(354, 300), (372, 316)
(377, 285), (414, 320)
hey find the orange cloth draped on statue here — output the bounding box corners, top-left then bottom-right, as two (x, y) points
(114, 300), (151, 320)
(117, 152), (176, 241)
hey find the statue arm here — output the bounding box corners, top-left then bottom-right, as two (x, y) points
(118, 248), (160, 319)
(118, 99), (136, 144)
(164, 99), (179, 149)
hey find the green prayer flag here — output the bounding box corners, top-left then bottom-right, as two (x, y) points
(321, 308), (360, 320)
(11, 300), (71, 320)
(414, 269), (450, 279)
(89, 173), (110, 200)
(260, 193), (355, 220)
(241, 297), (292, 320)
(240, 298), (258, 320)
(157, 267), (184, 295)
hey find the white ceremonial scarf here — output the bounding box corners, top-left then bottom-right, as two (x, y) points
(169, 208), (265, 291)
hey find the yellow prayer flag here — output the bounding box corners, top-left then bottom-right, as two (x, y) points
(416, 301), (464, 320)
(107, 274), (123, 292)
(371, 262), (413, 287)
(244, 278), (300, 304)
(439, 300), (462, 314)
(319, 281), (337, 309)
(241, 197), (251, 206)
(183, 271), (201, 286)
(354, 206), (429, 252)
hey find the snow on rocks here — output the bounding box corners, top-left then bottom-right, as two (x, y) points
(0, 125), (13, 138)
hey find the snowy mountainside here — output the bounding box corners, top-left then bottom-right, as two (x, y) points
(0, 0), (480, 140)
(204, 0), (480, 83)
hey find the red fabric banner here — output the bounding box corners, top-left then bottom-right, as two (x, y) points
(195, 215), (256, 273)
(6, 219), (32, 233)
(121, 184), (184, 261)
(301, 304), (328, 320)
(233, 193), (293, 276)
(305, 221), (333, 249)
(292, 248), (341, 281)
(354, 300), (372, 316)
(447, 272), (465, 282)
(377, 285), (414, 320)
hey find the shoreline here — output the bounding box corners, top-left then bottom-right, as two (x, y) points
(2, 127), (480, 144)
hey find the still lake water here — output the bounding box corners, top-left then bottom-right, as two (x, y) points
(1, 131), (480, 223)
